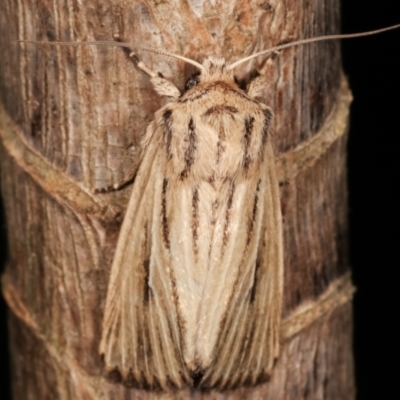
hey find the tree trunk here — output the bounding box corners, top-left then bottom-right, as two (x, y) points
(0, 1), (355, 399)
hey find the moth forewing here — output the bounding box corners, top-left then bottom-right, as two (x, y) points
(99, 54), (283, 389)
(99, 124), (190, 389)
(199, 141), (283, 389)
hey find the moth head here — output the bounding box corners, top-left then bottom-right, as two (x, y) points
(200, 57), (234, 82)
(184, 72), (201, 91)
(184, 57), (238, 92)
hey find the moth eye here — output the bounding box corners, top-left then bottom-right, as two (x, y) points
(185, 73), (201, 91)
(234, 76), (246, 90)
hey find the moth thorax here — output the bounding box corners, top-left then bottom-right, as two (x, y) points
(200, 56), (234, 83)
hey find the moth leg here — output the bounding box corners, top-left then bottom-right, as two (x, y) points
(94, 169), (137, 193)
(114, 34), (181, 99)
(246, 50), (280, 99)
(246, 75), (266, 99)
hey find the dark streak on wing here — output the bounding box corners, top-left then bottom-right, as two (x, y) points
(260, 108), (272, 160)
(143, 259), (150, 303)
(216, 139), (224, 164)
(216, 123), (226, 164)
(247, 179), (261, 246)
(211, 199), (219, 225)
(163, 109), (173, 158)
(180, 118), (197, 180)
(161, 178), (170, 250)
(142, 223), (150, 303)
(222, 182), (235, 250)
(192, 188), (199, 254)
(249, 258), (261, 304)
(243, 116), (255, 171)
(203, 105), (238, 116)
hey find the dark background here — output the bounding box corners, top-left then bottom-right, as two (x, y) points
(1, 2), (399, 399)
(341, 2), (399, 400)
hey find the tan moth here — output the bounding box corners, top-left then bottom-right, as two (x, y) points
(95, 25), (400, 391)
(21, 23), (400, 391)
(98, 46), (283, 391)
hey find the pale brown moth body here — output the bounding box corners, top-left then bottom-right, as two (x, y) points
(99, 54), (283, 390)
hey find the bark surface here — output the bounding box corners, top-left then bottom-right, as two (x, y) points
(0, 0), (355, 399)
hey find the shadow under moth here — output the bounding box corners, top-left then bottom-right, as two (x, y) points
(23, 23), (399, 391)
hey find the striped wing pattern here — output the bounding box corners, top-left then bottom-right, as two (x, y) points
(100, 83), (283, 390)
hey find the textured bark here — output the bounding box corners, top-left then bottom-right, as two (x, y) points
(0, 1), (355, 399)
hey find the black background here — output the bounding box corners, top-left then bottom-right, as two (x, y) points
(1, 2), (399, 399)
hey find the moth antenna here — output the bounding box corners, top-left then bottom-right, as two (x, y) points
(18, 39), (128, 47)
(18, 38), (204, 71)
(228, 24), (400, 70)
(138, 48), (203, 70)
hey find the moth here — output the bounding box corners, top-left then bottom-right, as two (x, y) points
(96, 24), (399, 390)
(99, 47), (283, 390)
(22, 23), (400, 391)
